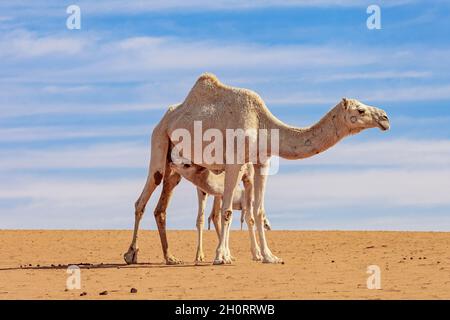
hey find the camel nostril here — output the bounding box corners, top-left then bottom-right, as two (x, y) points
(380, 114), (389, 121)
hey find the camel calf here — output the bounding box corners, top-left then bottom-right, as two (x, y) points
(169, 162), (271, 262)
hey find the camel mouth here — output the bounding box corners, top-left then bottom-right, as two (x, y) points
(377, 120), (390, 131)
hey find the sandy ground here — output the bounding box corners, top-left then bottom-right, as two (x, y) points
(0, 230), (449, 299)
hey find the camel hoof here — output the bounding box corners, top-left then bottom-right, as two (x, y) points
(166, 255), (183, 265)
(223, 255), (233, 264)
(251, 248), (263, 261)
(213, 252), (232, 265)
(252, 254), (263, 262)
(123, 247), (138, 265)
(262, 254), (283, 264)
(195, 253), (205, 263)
(213, 259), (225, 265)
(213, 258), (232, 265)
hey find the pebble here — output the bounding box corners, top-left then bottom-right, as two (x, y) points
(99, 291), (108, 296)
(130, 288), (138, 294)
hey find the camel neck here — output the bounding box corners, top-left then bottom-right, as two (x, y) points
(270, 106), (350, 160)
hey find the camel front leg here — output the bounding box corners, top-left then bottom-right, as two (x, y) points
(242, 174), (262, 261)
(253, 164), (283, 264)
(213, 165), (243, 265)
(153, 166), (183, 265)
(124, 135), (169, 264)
(195, 188), (208, 262)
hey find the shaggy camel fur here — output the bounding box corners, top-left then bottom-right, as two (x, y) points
(169, 162), (271, 262)
(124, 73), (390, 265)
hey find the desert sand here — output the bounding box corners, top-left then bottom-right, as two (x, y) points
(0, 230), (449, 299)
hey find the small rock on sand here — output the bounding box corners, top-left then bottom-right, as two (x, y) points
(99, 291), (108, 296)
(80, 292), (87, 296)
(130, 288), (138, 294)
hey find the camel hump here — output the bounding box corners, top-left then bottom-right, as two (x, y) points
(184, 72), (266, 112)
(192, 72), (227, 92)
(183, 73), (225, 105)
(197, 72), (220, 86)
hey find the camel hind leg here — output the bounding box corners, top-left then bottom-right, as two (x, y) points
(213, 164), (243, 265)
(124, 131), (169, 264)
(153, 165), (182, 265)
(253, 164), (282, 264)
(195, 188), (208, 263)
(242, 171), (262, 261)
(208, 196), (222, 239)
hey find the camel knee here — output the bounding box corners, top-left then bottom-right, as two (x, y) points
(222, 210), (233, 224)
(254, 210), (264, 223)
(212, 211), (220, 222)
(154, 210), (167, 226)
(196, 216), (205, 229)
(258, 209), (270, 228)
(245, 213), (255, 227)
(134, 199), (145, 219)
(153, 171), (163, 185)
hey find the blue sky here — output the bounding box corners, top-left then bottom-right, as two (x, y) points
(1, 0), (450, 230)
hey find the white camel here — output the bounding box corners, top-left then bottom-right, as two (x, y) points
(169, 162), (271, 262)
(124, 73), (390, 265)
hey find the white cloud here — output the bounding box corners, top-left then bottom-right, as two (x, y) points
(106, 37), (378, 72)
(83, 0), (414, 12)
(0, 125), (152, 142)
(0, 16), (13, 22)
(0, 30), (87, 58)
(0, 175), (200, 229)
(1, 167), (449, 229)
(290, 139), (450, 168)
(272, 83), (450, 105)
(314, 71), (432, 82)
(267, 169), (450, 208)
(0, 31), (449, 119)
(42, 85), (93, 94)
(0, 0), (413, 17)
(0, 102), (168, 118)
(1, 137), (449, 230)
(2, 139), (450, 171)
(0, 142), (149, 170)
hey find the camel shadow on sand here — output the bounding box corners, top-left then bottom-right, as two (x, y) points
(0, 261), (234, 272)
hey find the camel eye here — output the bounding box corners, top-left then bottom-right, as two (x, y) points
(357, 109), (365, 115)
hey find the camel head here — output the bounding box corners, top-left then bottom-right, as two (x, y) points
(338, 98), (390, 134)
(169, 162), (206, 181)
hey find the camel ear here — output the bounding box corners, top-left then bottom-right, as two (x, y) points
(342, 97), (349, 109)
(197, 166), (207, 173)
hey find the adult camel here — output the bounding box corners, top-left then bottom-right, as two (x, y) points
(124, 73), (390, 265)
